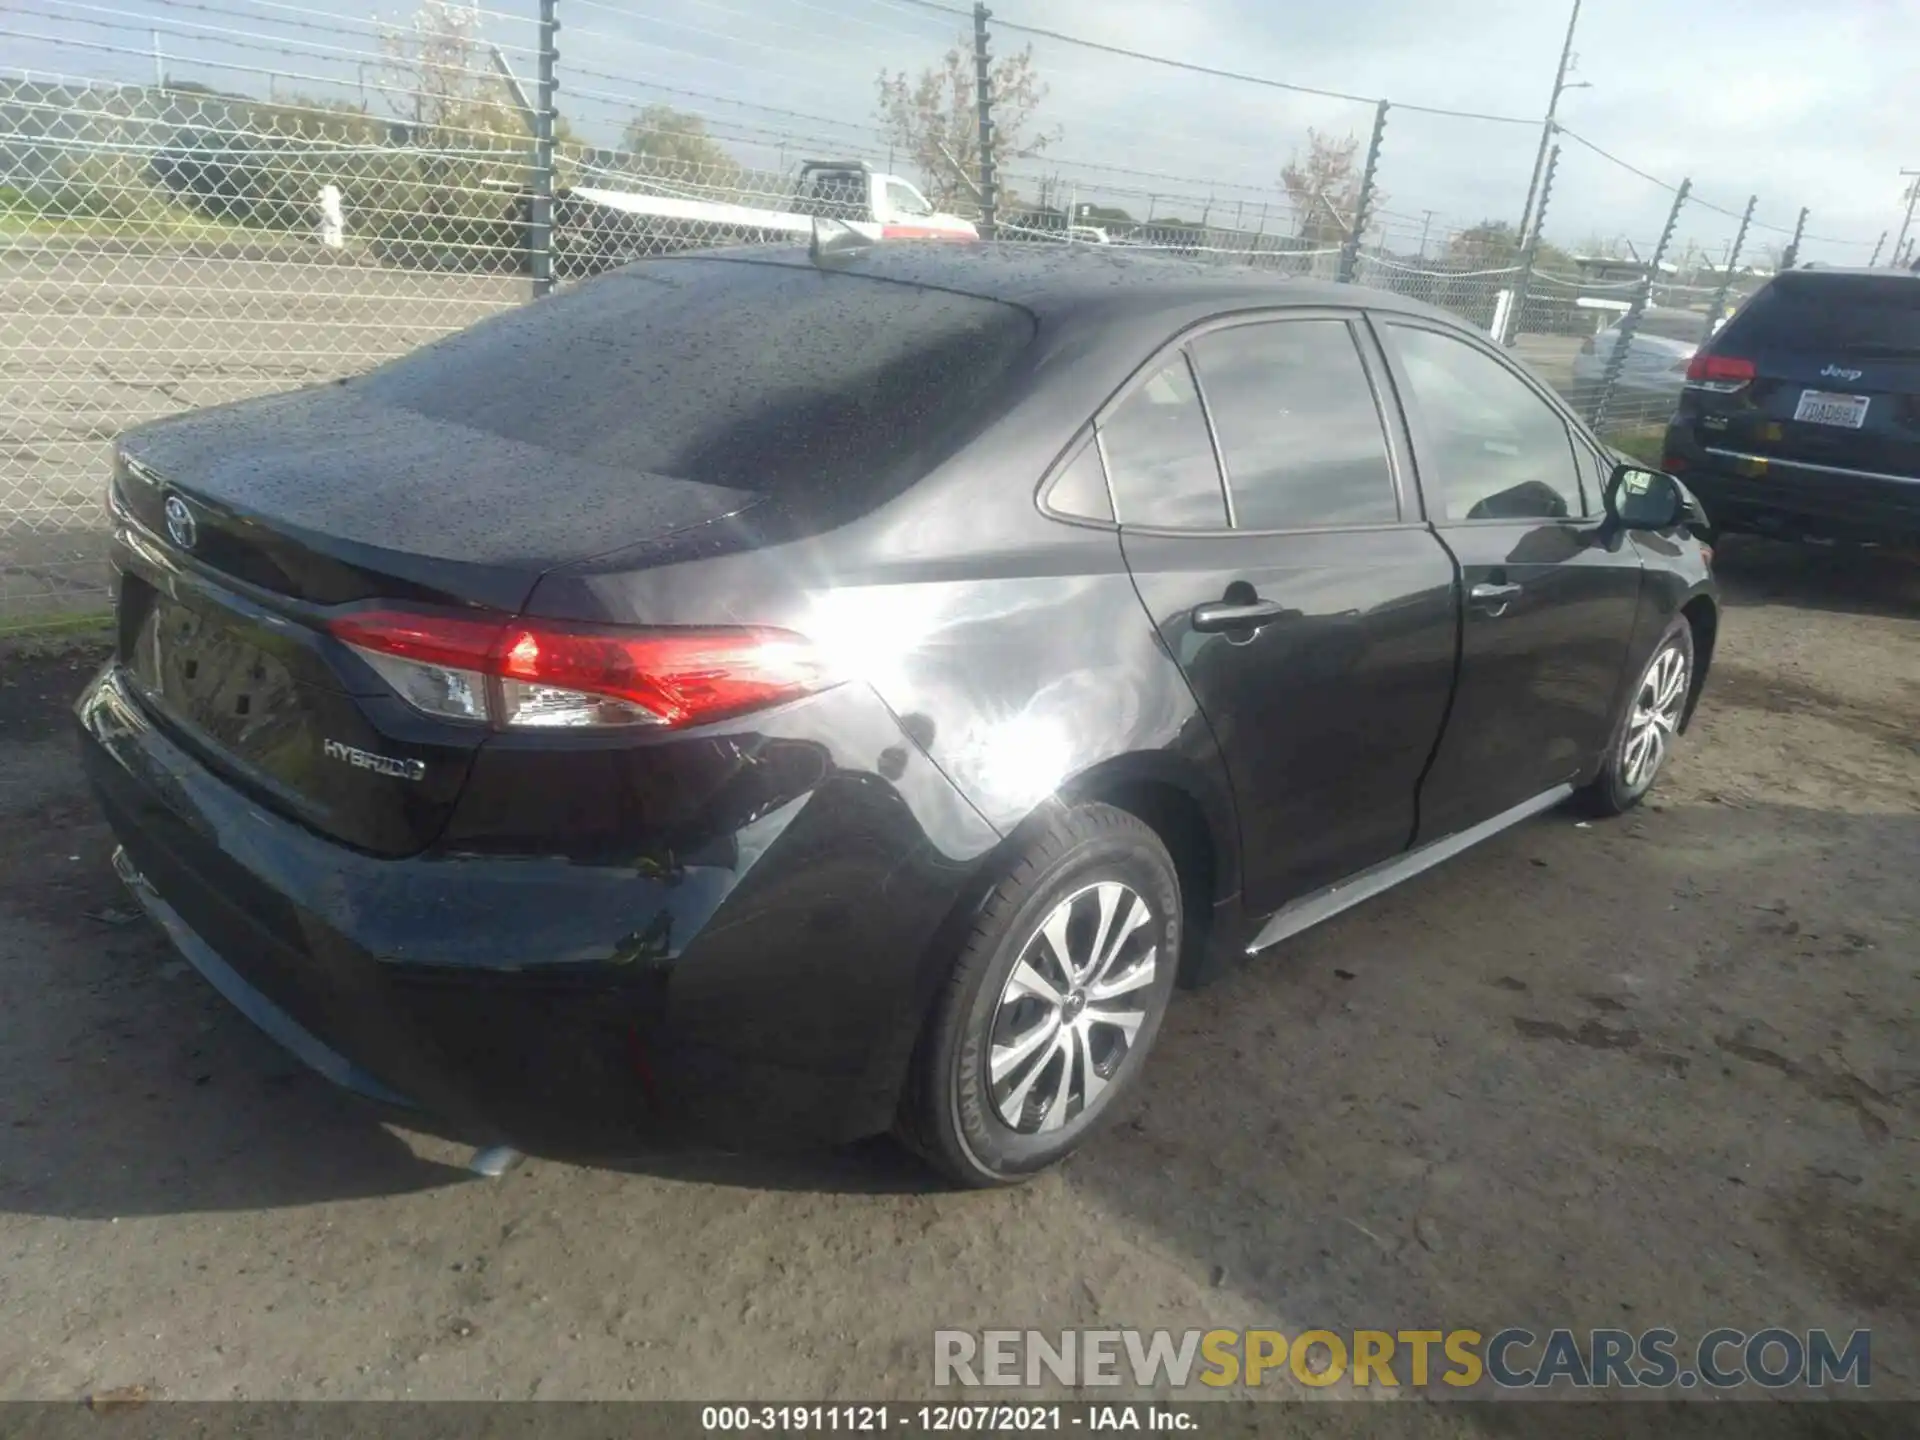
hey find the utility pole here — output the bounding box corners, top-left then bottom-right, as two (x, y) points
(151, 30), (164, 90)
(1516, 0), (1583, 250)
(1416, 209), (1434, 260)
(1894, 170), (1920, 269)
(1869, 230), (1887, 267)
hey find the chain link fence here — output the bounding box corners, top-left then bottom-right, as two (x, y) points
(0, 0), (1889, 626)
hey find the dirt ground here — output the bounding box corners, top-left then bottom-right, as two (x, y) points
(0, 536), (1915, 1418)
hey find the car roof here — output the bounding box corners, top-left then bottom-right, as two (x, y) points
(1786, 265), (1919, 280)
(682, 240), (1465, 330)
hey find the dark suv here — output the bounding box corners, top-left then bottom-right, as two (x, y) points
(1664, 267), (1920, 546)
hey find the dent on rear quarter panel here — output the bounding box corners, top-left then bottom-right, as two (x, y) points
(528, 509), (1231, 887)
(519, 278), (1245, 898)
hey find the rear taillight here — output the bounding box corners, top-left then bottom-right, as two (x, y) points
(329, 609), (834, 730)
(1684, 354), (1755, 392)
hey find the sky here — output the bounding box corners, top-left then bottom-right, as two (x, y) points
(8, 0), (1917, 265)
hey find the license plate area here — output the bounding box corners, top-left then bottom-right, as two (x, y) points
(1793, 389), (1869, 429)
(130, 593), (306, 752)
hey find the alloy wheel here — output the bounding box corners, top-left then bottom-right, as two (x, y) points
(986, 881), (1159, 1134)
(1622, 643), (1689, 791)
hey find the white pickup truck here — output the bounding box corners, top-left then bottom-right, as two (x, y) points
(555, 160), (977, 276)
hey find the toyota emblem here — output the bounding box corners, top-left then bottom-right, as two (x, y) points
(163, 494), (197, 550)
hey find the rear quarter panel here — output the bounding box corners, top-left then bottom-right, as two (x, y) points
(525, 301), (1247, 907)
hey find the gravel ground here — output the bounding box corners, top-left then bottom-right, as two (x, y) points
(0, 536), (1915, 1419)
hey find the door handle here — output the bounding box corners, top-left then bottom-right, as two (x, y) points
(1191, 598), (1293, 632)
(1470, 581), (1523, 602)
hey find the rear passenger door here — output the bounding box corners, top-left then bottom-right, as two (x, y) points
(1107, 314), (1459, 916)
(1377, 319), (1645, 840)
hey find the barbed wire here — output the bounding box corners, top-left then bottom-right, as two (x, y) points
(1554, 126), (1873, 247)
(1, 33), (532, 130)
(29, 3), (523, 87)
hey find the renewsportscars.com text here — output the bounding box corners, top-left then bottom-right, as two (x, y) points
(933, 1327), (1871, 1391)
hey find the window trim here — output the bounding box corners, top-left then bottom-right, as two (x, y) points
(1368, 313), (1600, 528)
(1037, 427), (1121, 530)
(1088, 307), (1423, 538)
(1093, 347), (1232, 532)
(1180, 347), (1240, 529)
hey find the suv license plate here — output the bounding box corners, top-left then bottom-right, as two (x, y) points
(1793, 390), (1869, 429)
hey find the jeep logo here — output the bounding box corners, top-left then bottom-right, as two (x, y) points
(323, 738), (426, 782)
(1820, 364), (1864, 382)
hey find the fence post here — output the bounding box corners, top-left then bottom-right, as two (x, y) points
(1702, 194), (1755, 340)
(1895, 176), (1920, 269)
(972, 3), (997, 238)
(1501, 142), (1558, 346)
(1779, 205), (1807, 272)
(1338, 99), (1388, 284)
(1593, 177), (1688, 433)
(529, 0), (558, 296)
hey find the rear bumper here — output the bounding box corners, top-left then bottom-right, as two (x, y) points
(1668, 435), (1920, 542)
(79, 663), (1001, 1153)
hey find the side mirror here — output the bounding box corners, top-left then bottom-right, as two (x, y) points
(1604, 462), (1686, 530)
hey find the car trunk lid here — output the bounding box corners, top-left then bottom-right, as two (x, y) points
(111, 389), (761, 857)
(116, 386), (761, 611)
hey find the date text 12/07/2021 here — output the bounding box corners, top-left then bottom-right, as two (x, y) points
(700, 1406), (1196, 1432)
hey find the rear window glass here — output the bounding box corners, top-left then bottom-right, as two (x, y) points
(357, 259), (1035, 516)
(1718, 275), (1920, 356)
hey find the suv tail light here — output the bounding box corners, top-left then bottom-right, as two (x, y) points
(330, 609), (834, 729)
(1684, 353), (1755, 392)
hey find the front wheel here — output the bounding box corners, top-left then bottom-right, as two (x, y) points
(1580, 617), (1695, 816)
(898, 803), (1181, 1187)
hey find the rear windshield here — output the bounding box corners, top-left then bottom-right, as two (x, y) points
(358, 258), (1035, 514)
(1718, 274), (1920, 356)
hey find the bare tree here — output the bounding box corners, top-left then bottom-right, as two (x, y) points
(876, 41), (1058, 211)
(1279, 129), (1382, 247)
(377, 0), (518, 138)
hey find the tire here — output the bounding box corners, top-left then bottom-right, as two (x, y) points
(898, 803), (1182, 1188)
(1579, 616), (1695, 818)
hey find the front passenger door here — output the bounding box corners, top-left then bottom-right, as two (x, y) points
(1379, 320), (1646, 841)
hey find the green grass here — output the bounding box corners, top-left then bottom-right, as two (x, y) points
(0, 206), (273, 245)
(1599, 424), (1668, 468)
(0, 608), (114, 649)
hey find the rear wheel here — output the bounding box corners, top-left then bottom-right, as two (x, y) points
(1580, 617), (1694, 817)
(899, 803), (1181, 1187)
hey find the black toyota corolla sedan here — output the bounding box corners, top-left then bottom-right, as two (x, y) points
(78, 243), (1717, 1185)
